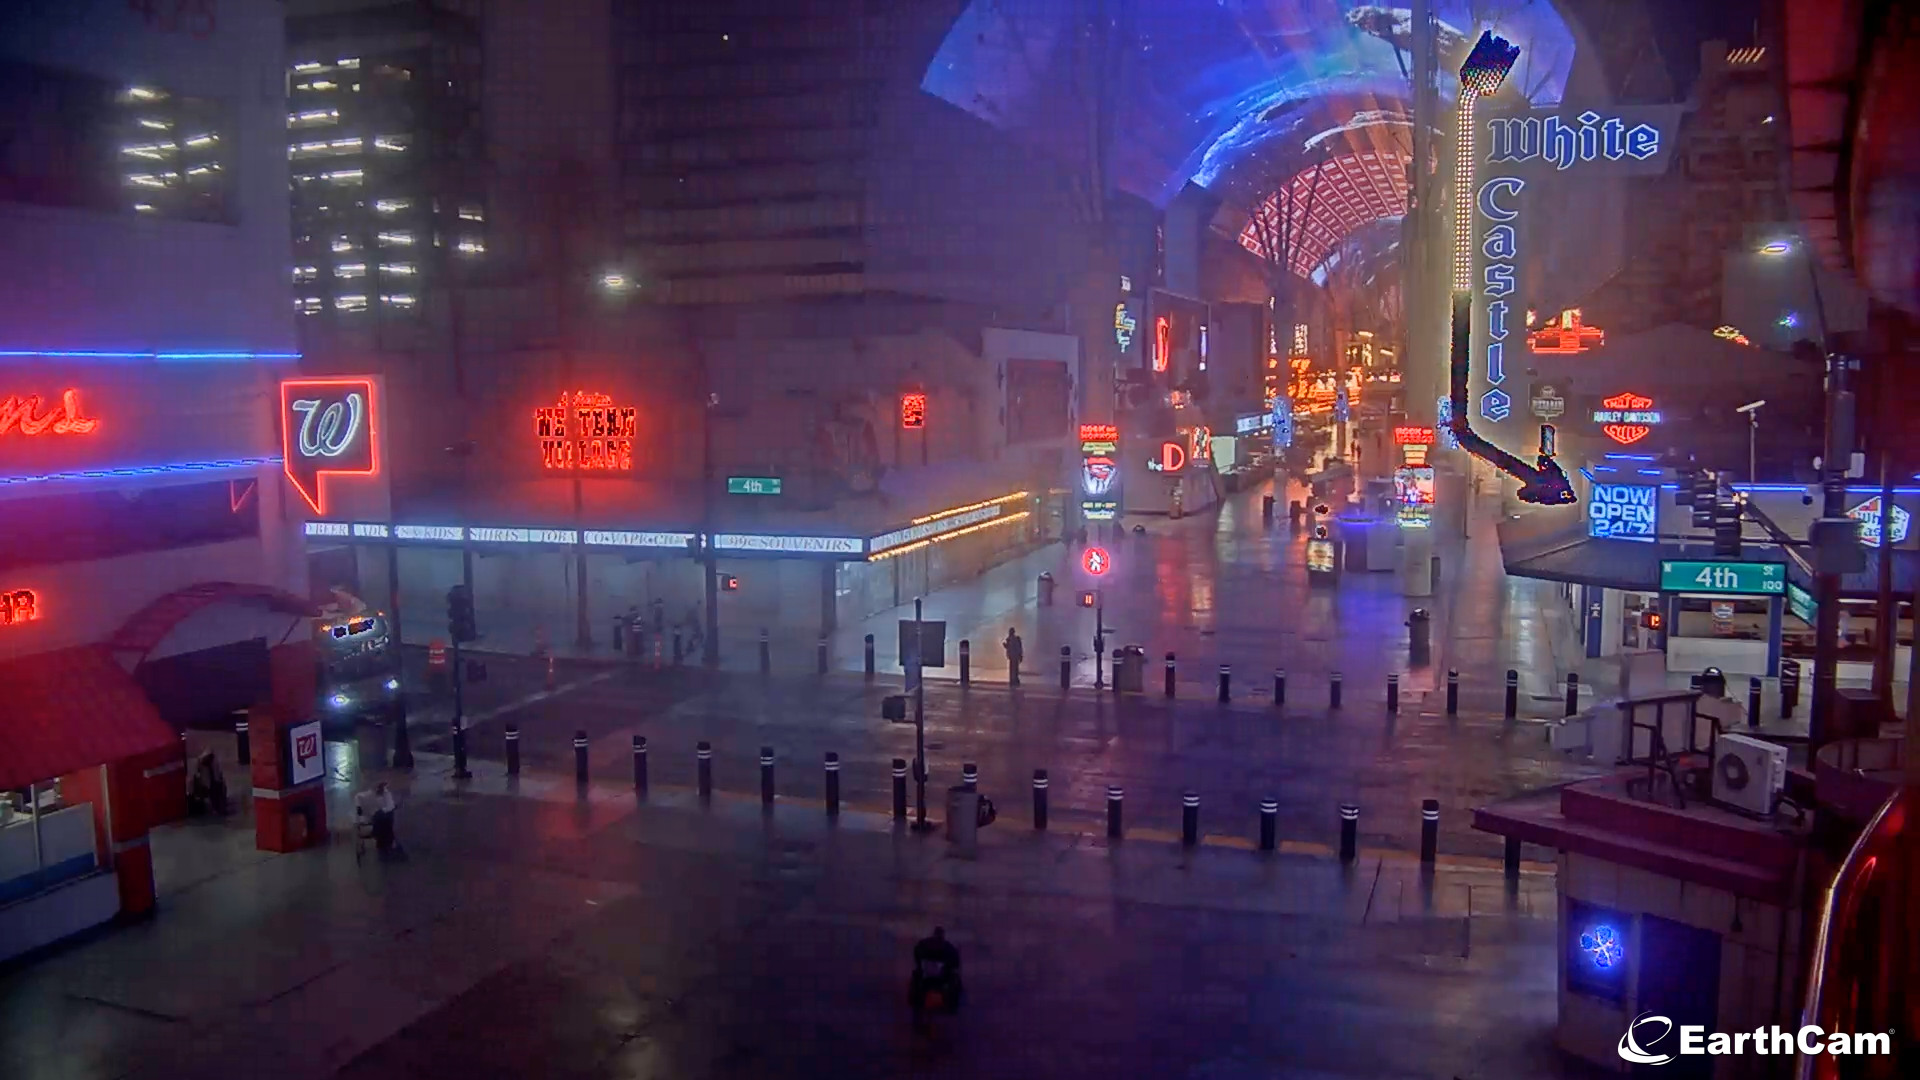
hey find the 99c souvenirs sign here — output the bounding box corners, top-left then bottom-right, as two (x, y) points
(536, 391), (637, 471)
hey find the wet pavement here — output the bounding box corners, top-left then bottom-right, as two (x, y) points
(0, 743), (1604, 1080)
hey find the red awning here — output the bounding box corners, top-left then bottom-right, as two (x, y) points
(108, 581), (317, 664)
(0, 646), (178, 791)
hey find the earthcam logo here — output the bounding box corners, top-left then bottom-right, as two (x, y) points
(1619, 1012), (1892, 1065)
(280, 377), (379, 514)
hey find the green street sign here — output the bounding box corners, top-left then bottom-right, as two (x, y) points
(1659, 560), (1787, 596)
(1787, 583), (1816, 624)
(726, 476), (782, 496)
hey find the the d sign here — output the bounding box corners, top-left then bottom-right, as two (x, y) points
(281, 377), (379, 513)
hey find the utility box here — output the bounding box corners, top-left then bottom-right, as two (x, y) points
(1114, 645), (1146, 692)
(946, 787), (979, 855)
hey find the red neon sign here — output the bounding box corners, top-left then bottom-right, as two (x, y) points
(1602, 424), (1652, 446)
(1153, 316), (1170, 372)
(900, 392), (927, 430)
(535, 390), (637, 471)
(1393, 425), (1436, 446)
(1601, 391), (1653, 410)
(2, 588), (39, 626)
(280, 377), (379, 514)
(1156, 441), (1186, 473)
(1082, 547), (1110, 576)
(1527, 309), (1604, 355)
(0, 389), (99, 437)
(1078, 423), (1118, 443)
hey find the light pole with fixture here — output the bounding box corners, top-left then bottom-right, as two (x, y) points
(1735, 399), (1766, 482)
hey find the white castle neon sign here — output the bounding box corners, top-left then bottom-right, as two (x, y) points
(1488, 112), (1662, 170)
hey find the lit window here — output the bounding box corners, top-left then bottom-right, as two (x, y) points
(323, 169), (364, 184)
(372, 135), (408, 152)
(182, 133), (216, 148)
(292, 266), (319, 282)
(184, 164), (217, 177)
(457, 205), (484, 222)
(337, 58), (361, 69)
(288, 109), (339, 127)
(120, 142), (175, 160)
(331, 237), (356, 253)
(295, 80), (338, 93)
(455, 237), (484, 255)
(335, 263), (366, 279)
(133, 202), (156, 213)
(122, 87), (165, 102)
(137, 117), (170, 130)
(377, 231), (415, 246)
(380, 293), (416, 308)
(380, 262), (417, 275)
(296, 297), (324, 314)
(125, 173), (172, 188)
(335, 295), (368, 312)
(290, 141), (330, 157)
(374, 198), (413, 214)
(291, 62), (325, 73)
(329, 137), (361, 151)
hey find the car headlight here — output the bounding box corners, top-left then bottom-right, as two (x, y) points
(329, 693), (351, 709)
(384, 677), (400, 691)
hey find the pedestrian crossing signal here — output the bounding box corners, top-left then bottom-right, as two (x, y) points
(1078, 590), (1098, 608)
(1640, 611), (1664, 630)
(719, 574), (740, 592)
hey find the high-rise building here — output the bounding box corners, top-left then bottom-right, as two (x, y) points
(285, 0), (487, 322)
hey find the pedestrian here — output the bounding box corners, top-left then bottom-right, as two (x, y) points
(1003, 627), (1024, 686)
(357, 780), (400, 854)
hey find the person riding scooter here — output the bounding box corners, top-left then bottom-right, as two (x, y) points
(908, 926), (963, 1016)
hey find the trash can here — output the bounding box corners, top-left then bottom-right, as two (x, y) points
(946, 786), (980, 852)
(1114, 645), (1146, 692)
(1407, 609), (1432, 664)
(1038, 572), (1056, 606)
(1700, 666), (1727, 698)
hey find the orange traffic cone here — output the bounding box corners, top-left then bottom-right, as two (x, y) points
(545, 653), (556, 691)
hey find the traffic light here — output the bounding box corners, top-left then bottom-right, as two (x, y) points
(1690, 472), (1717, 529)
(1713, 496), (1744, 557)
(446, 584), (477, 643)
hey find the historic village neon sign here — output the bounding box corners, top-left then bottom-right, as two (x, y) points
(2, 588), (40, 625)
(281, 377), (379, 514)
(1528, 309), (1604, 355)
(535, 391), (637, 471)
(0, 389), (99, 437)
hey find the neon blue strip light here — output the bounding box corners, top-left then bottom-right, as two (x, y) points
(0, 349), (300, 362)
(1603, 453), (1658, 462)
(1637, 469), (1664, 476)
(1579, 467), (1599, 484)
(1734, 484), (1920, 495)
(0, 455), (281, 486)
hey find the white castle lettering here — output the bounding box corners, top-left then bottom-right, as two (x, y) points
(1489, 112), (1661, 170)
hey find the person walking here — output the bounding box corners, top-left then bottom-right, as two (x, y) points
(1003, 627), (1024, 686)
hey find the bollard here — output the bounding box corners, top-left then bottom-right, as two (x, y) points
(1747, 676), (1762, 729)
(1274, 668), (1287, 706)
(235, 717), (250, 766)
(1446, 670), (1459, 715)
(1181, 792), (1199, 847)
(864, 634), (876, 678)
(1387, 672), (1400, 713)
(1218, 664), (1231, 703)
(1164, 652), (1176, 697)
(696, 741), (713, 803)
(505, 723), (521, 776)
(1420, 799), (1439, 865)
(1565, 672), (1580, 717)
(758, 628), (771, 674)
(817, 637), (828, 675)
(759, 746), (776, 805)
(1330, 670), (1343, 709)
(959, 640), (971, 686)
(1032, 769), (1049, 831)
(673, 630), (683, 665)
(573, 729), (589, 786)
(1060, 645), (1071, 690)
(1262, 493), (1275, 522)
(1338, 803), (1359, 862)
(961, 762), (978, 793)
(632, 735), (648, 794)
(1504, 836), (1522, 880)
(892, 758), (907, 820)
(1258, 798), (1278, 851)
(453, 717), (471, 780)
(824, 752), (841, 816)
(1106, 785), (1124, 839)
(1505, 668), (1519, 719)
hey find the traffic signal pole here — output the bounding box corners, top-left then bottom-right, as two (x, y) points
(1810, 351), (1853, 748)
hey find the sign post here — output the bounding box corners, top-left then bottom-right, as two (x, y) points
(1658, 560), (1787, 596)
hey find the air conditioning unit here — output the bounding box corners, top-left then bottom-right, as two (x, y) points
(1712, 733), (1786, 815)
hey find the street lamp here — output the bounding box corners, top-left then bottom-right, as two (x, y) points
(1735, 399), (1766, 482)
(1757, 239), (1794, 256)
(599, 270), (635, 295)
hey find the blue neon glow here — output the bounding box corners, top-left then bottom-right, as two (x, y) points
(1578, 924), (1624, 969)
(0, 456), (281, 486)
(0, 349), (299, 363)
(1637, 469), (1664, 476)
(1603, 453), (1658, 462)
(920, 1), (1576, 205)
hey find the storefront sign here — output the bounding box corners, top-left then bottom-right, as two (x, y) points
(304, 521), (351, 537)
(1235, 413), (1273, 435)
(1114, 303), (1136, 353)
(535, 391), (636, 471)
(1146, 441), (1186, 473)
(2, 587), (40, 625)
(1787, 582), (1816, 624)
(1659, 560), (1786, 596)
(714, 533), (863, 555)
(582, 530), (697, 549)
(1306, 538), (1335, 573)
(469, 527), (578, 545)
(1079, 423), (1119, 520)
(1587, 483), (1658, 542)
(393, 525), (464, 541)
(1527, 309), (1604, 355)
(1152, 315), (1170, 372)
(1593, 392), (1662, 446)
(1393, 425), (1435, 446)
(281, 377), (378, 514)
(0, 388), (99, 437)
(1847, 496), (1911, 547)
(900, 393), (926, 430)
(869, 506), (1003, 555)
(1530, 383), (1566, 419)
(1394, 466), (1435, 529)
(287, 720), (325, 786)
(727, 476), (782, 495)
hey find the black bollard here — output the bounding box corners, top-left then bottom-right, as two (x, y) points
(1032, 769), (1049, 831)
(1338, 803), (1359, 863)
(1330, 670), (1343, 709)
(961, 762), (978, 793)
(632, 735), (648, 794)
(452, 717), (471, 780)
(672, 630), (683, 665)
(1164, 652), (1176, 697)
(1564, 672), (1579, 717)
(505, 723), (521, 776)
(1181, 792), (1199, 846)
(696, 741), (713, 803)
(959, 640), (971, 686)
(1504, 836), (1522, 880)
(759, 746), (775, 806)
(1505, 668), (1519, 719)
(391, 704), (414, 771)
(1259, 798), (1278, 851)
(1781, 661), (1800, 718)
(235, 716), (250, 766)
(1274, 668), (1287, 706)
(1106, 785), (1124, 839)
(1262, 494), (1275, 522)
(824, 752), (841, 816)
(864, 633), (875, 678)
(1218, 664), (1231, 703)
(573, 729), (589, 786)
(1059, 645), (1071, 690)
(892, 758), (907, 820)
(1747, 676), (1762, 729)
(1446, 670), (1459, 715)
(1420, 799), (1440, 865)
(758, 628), (771, 675)
(817, 637), (828, 675)
(1387, 672), (1399, 713)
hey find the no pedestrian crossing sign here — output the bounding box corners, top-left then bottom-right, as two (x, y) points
(1659, 560), (1786, 596)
